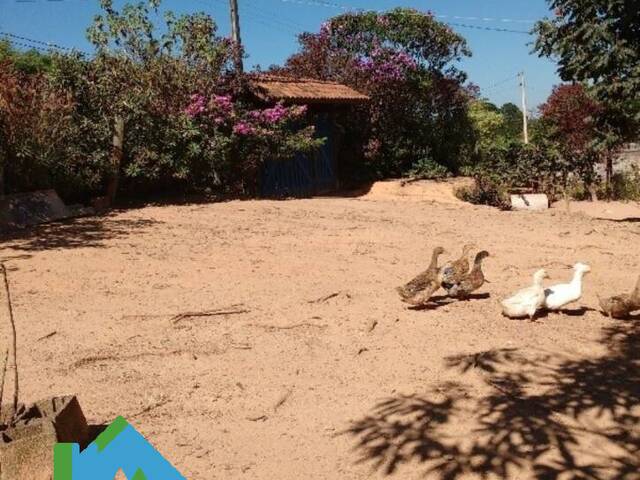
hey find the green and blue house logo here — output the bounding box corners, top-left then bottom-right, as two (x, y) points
(54, 416), (185, 480)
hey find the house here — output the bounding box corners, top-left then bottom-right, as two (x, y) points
(248, 75), (369, 197)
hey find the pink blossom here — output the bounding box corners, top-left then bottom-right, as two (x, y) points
(185, 94), (207, 118)
(233, 122), (255, 135)
(213, 95), (233, 113)
(262, 103), (288, 123)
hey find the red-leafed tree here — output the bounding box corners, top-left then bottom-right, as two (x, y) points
(539, 84), (601, 154)
(538, 83), (615, 200)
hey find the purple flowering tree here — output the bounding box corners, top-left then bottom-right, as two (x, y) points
(278, 8), (475, 181)
(183, 95), (323, 194)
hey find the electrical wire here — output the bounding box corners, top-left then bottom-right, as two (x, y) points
(482, 74), (519, 93)
(0, 31), (88, 54)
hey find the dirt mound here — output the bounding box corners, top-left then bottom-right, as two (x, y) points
(360, 177), (473, 204)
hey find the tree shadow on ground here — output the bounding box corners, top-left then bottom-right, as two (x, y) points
(0, 215), (162, 252)
(344, 320), (640, 479)
(600, 217), (640, 223)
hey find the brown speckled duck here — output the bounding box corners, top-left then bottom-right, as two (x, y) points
(447, 251), (490, 300)
(440, 244), (476, 290)
(397, 246), (446, 305)
(598, 274), (640, 319)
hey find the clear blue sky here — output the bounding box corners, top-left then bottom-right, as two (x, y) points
(0, 0), (561, 109)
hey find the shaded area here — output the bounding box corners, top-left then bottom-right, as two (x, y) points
(408, 293), (491, 311)
(0, 215), (162, 251)
(345, 321), (640, 479)
(601, 217), (640, 223)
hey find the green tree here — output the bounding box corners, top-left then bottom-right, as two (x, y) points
(79, 0), (234, 202)
(469, 100), (505, 155)
(499, 103), (523, 142)
(0, 40), (53, 74)
(534, 0), (639, 143)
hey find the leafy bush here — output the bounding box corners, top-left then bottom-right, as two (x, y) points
(408, 156), (451, 180)
(607, 166), (640, 201)
(459, 142), (558, 208)
(0, 60), (110, 199)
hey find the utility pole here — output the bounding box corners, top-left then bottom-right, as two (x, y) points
(229, 0), (244, 74)
(519, 72), (529, 144)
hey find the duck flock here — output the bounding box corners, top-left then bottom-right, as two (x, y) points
(397, 245), (640, 320)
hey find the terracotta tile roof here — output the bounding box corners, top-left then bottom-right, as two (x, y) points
(249, 75), (369, 104)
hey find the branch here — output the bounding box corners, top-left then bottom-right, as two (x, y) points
(0, 348), (9, 424)
(1, 263), (18, 417)
(171, 306), (250, 324)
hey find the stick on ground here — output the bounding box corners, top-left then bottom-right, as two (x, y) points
(273, 389), (293, 412)
(36, 331), (58, 342)
(171, 306), (250, 324)
(308, 292), (341, 304)
(0, 348), (9, 423)
(1, 263), (19, 416)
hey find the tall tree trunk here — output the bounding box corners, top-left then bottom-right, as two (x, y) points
(0, 145), (6, 197)
(605, 156), (613, 199)
(0, 158), (4, 197)
(106, 116), (125, 206)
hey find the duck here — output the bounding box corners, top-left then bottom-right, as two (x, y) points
(397, 246), (446, 305)
(543, 263), (591, 311)
(501, 269), (549, 319)
(440, 244), (476, 290)
(598, 273), (640, 319)
(447, 251), (490, 300)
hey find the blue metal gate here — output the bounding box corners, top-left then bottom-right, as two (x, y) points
(260, 115), (336, 198)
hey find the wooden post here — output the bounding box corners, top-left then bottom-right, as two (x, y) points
(229, 0), (244, 75)
(106, 116), (124, 206)
(519, 72), (529, 144)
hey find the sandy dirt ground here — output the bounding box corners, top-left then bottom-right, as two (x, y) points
(1, 180), (639, 480)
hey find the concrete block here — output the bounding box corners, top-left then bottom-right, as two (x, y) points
(0, 396), (89, 480)
(510, 193), (549, 211)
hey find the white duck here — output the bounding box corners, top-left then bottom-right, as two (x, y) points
(544, 263), (591, 311)
(501, 269), (549, 319)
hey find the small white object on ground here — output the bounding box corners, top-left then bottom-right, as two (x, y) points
(510, 194), (549, 211)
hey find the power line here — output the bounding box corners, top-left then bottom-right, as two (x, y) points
(446, 22), (530, 35)
(8, 0), (535, 34)
(483, 74), (519, 93)
(0, 31), (88, 54)
(0, 37), (53, 53)
(245, 0), (307, 32)
(433, 14), (534, 25)
(272, 0), (534, 32)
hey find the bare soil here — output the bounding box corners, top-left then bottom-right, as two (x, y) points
(1, 180), (639, 480)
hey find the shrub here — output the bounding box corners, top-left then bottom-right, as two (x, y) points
(459, 142), (558, 208)
(408, 156), (451, 180)
(606, 166), (640, 201)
